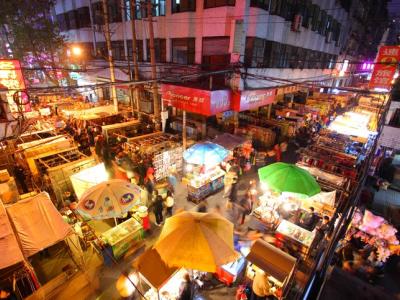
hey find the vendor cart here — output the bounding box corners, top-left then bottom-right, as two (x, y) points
(133, 247), (186, 300)
(246, 239), (297, 299)
(100, 217), (143, 259)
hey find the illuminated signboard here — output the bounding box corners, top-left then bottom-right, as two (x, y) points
(0, 60), (27, 112)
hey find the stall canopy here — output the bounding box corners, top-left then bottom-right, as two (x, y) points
(232, 89), (276, 112)
(70, 163), (109, 199)
(6, 192), (72, 257)
(133, 247), (179, 289)
(161, 84), (231, 116)
(246, 239), (296, 283)
(212, 133), (247, 151)
(0, 201), (24, 269)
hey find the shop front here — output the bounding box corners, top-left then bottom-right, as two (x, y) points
(161, 84), (231, 142)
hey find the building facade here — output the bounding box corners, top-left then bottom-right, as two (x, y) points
(53, 0), (387, 104)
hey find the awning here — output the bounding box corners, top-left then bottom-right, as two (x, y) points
(0, 201), (24, 269)
(161, 84), (231, 116)
(6, 192), (72, 257)
(246, 239), (296, 283)
(232, 89), (276, 112)
(213, 133), (248, 150)
(133, 247), (179, 290)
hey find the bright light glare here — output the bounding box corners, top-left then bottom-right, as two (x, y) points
(71, 46), (82, 56)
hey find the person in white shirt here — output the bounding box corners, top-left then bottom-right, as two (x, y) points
(165, 190), (174, 217)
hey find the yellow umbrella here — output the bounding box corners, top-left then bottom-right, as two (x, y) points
(154, 211), (239, 272)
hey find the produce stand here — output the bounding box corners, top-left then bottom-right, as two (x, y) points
(34, 147), (97, 205)
(125, 132), (183, 181)
(133, 247), (186, 300)
(100, 217), (143, 259)
(246, 239), (297, 299)
(184, 166), (225, 203)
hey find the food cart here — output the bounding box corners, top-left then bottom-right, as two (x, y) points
(246, 239), (297, 299)
(100, 217), (144, 259)
(275, 219), (314, 258)
(133, 247), (187, 300)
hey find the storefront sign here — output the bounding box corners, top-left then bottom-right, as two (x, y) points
(161, 84), (231, 116)
(369, 46), (400, 90)
(0, 60), (27, 112)
(232, 88), (276, 112)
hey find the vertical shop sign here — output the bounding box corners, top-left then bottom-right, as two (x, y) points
(369, 46), (400, 90)
(0, 60), (27, 112)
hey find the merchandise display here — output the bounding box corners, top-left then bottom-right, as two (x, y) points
(276, 219), (314, 248)
(100, 217), (143, 259)
(185, 166), (225, 202)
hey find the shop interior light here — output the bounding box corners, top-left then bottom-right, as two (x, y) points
(116, 272), (139, 297)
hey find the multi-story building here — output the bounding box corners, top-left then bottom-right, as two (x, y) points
(53, 0), (387, 110)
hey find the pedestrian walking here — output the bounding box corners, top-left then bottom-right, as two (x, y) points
(239, 190), (253, 225)
(152, 191), (164, 226)
(229, 181), (239, 204)
(165, 190), (174, 217)
(197, 199), (208, 213)
(14, 163), (28, 193)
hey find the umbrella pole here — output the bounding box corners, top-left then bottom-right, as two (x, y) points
(114, 217), (118, 226)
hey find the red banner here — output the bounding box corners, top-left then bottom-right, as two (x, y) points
(369, 46), (400, 90)
(232, 88), (276, 112)
(161, 84), (231, 116)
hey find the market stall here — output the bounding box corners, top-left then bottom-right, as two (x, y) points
(133, 247), (186, 300)
(124, 132), (183, 181)
(182, 142), (228, 203)
(235, 124), (276, 149)
(101, 119), (143, 143)
(33, 147), (97, 205)
(246, 239), (297, 299)
(100, 217), (143, 259)
(70, 163), (109, 199)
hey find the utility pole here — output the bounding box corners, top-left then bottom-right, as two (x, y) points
(130, 0), (141, 115)
(146, 0), (160, 129)
(102, 0), (118, 113)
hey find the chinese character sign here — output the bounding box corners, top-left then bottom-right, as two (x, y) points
(232, 88), (276, 112)
(161, 84), (231, 116)
(369, 46), (400, 90)
(0, 60), (27, 112)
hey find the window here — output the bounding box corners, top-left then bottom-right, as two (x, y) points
(92, 2), (104, 25)
(146, 39), (166, 62)
(153, 0), (166, 16)
(250, 0), (269, 10)
(204, 0), (235, 9)
(108, 0), (122, 23)
(111, 41), (125, 60)
(172, 38), (195, 64)
(202, 37), (230, 70)
(318, 10), (327, 35)
(77, 7), (90, 28)
(56, 13), (68, 31)
(128, 40), (144, 61)
(172, 0), (196, 13)
(311, 4), (319, 31)
(67, 10), (78, 30)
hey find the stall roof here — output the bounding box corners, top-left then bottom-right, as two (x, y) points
(6, 192), (72, 258)
(101, 119), (140, 131)
(212, 133), (248, 150)
(246, 239), (296, 283)
(0, 201), (24, 269)
(133, 248), (179, 290)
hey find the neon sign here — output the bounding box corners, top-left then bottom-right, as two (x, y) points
(0, 60), (27, 112)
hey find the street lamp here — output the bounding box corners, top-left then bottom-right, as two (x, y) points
(71, 46), (82, 56)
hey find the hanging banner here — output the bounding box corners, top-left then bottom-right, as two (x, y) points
(232, 88), (276, 112)
(369, 46), (400, 90)
(161, 84), (231, 116)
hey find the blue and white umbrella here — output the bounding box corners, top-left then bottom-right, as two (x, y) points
(183, 142), (229, 166)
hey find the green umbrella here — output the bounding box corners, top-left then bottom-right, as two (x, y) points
(258, 162), (321, 197)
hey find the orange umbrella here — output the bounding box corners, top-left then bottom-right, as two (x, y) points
(154, 211), (239, 272)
